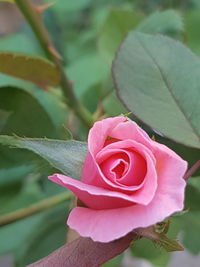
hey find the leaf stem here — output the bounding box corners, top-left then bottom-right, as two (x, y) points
(14, 0), (94, 128)
(0, 192), (72, 226)
(184, 160), (200, 180)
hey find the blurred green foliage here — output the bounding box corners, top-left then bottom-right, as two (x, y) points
(0, 0), (200, 266)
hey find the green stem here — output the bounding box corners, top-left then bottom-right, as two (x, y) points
(15, 0), (94, 128)
(0, 192), (72, 226)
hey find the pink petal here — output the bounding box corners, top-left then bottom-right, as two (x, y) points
(88, 116), (126, 156)
(67, 152), (187, 242)
(110, 119), (152, 147)
(49, 174), (150, 209)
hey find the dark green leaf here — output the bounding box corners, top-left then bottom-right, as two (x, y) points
(0, 165), (35, 186)
(0, 52), (60, 87)
(0, 86), (59, 138)
(113, 31), (200, 148)
(0, 136), (88, 179)
(0, 74), (66, 134)
(0, 109), (11, 132)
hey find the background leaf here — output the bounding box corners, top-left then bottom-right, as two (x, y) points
(0, 52), (60, 87)
(136, 9), (184, 35)
(98, 9), (144, 63)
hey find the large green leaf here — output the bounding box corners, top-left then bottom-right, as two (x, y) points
(136, 9), (183, 35)
(113, 31), (200, 148)
(0, 52), (60, 87)
(0, 136), (88, 179)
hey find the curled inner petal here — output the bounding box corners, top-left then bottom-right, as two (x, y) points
(99, 149), (147, 187)
(111, 158), (129, 179)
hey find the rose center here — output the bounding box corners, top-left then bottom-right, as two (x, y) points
(111, 159), (129, 179)
(99, 150), (147, 186)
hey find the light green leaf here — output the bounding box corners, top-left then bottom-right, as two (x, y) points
(103, 92), (128, 116)
(98, 9), (144, 63)
(113, 31), (200, 148)
(0, 136), (88, 179)
(137, 10), (184, 35)
(131, 238), (170, 267)
(67, 54), (108, 96)
(0, 32), (43, 56)
(175, 211), (200, 254)
(0, 52), (60, 87)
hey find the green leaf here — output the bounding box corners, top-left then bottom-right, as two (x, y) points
(15, 204), (68, 266)
(135, 224), (184, 252)
(185, 177), (200, 211)
(113, 31), (200, 148)
(0, 32), (43, 56)
(131, 238), (170, 267)
(102, 254), (123, 267)
(184, 9), (200, 56)
(103, 92), (128, 116)
(0, 109), (11, 132)
(0, 165), (35, 186)
(0, 75), (66, 134)
(0, 136), (88, 179)
(0, 213), (44, 256)
(98, 9), (144, 63)
(175, 211), (200, 254)
(0, 86), (59, 138)
(0, 178), (43, 215)
(0, 52), (60, 88)
(154, 234), (184, 252)
(137, 10), (184, 35)
(47, 0), (92, 13)
(67, 54), (108, 96)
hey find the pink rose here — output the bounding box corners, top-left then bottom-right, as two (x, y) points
(49, 116), (187, 243)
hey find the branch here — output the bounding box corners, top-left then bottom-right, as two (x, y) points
(184, 160), (200, 180)
(0, 192), (72, 226)
(27, 233), (137, 267)
(15, 0), (94, 128)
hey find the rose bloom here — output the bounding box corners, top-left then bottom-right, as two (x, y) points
(49, 116), (187, 243)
